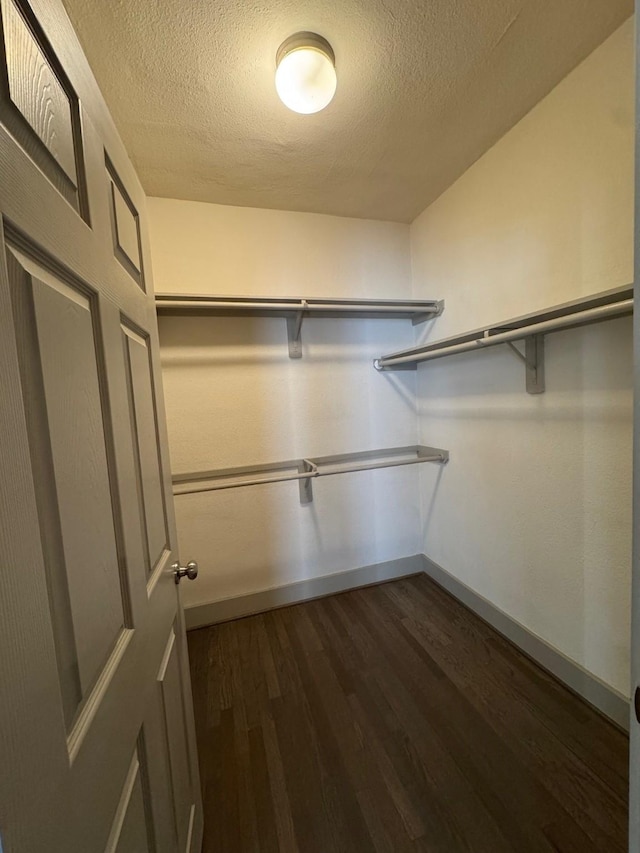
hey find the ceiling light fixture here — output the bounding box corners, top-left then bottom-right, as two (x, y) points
(275, 32), (336, 114)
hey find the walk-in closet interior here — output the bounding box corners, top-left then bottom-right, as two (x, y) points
(147, 10), (635, 848)
(150, 14), (634, 716)
(1, 0), (637, 850)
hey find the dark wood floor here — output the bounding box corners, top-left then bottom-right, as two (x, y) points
(187, 574), (629, 852)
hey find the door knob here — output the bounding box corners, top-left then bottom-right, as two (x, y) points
(172, 560), (198, 584)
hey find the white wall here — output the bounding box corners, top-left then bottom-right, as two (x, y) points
(410, 19), (634, 695)
(149, 200), (421, 609)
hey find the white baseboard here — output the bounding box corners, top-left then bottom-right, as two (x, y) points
(184, 551), (629, 730)
(184, 554), (424, 630)
(421, 554), (629, 731)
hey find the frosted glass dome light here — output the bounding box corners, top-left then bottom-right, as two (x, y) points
(275, 33), (336, 114)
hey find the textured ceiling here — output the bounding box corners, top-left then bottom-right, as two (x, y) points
(61, 0), (632, 223)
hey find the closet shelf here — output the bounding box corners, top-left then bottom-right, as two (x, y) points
(155, 293), (444, 358)
(172, 444), (449, 504)
(374, 284), (633, 394)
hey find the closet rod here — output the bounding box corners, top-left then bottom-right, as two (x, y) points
(174, 452), (446, 496)
(173, 445), (449, 503)
(319, 453), (444, 477)
(374, 297), (633, 370)
(176, 469), (316, 495)
(157, 298), (442, 315)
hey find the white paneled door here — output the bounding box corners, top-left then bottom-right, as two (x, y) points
(0, 1), (203, 851)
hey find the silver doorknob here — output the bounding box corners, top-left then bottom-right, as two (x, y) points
(172, 560), (199, 584)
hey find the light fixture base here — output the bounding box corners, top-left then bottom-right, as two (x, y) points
(276, 32), (335, 68)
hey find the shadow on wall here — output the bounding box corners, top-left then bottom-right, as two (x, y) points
(160, 315), (286, 609)
(158, 312), (423, 609)
(412, 315), (632, 695)
(290, 317), (424, 582)
(419, 464), (446, 547)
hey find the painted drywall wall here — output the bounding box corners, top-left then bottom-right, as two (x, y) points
(149, 199), (422, 609)
(409, 19), (634, 696)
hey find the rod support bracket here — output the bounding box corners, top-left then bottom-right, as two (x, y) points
(287, 300), (308, 359)
(298, 458), (317, 503)
(524, 335), (545, 394)
(418, 446), (450, 464)
(506, 341), (529, 366)
(506, 335), (545, 393)
(412, 299), (445, 325)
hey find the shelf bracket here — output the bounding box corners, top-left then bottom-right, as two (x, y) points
(298, 458), (317, 504)
(412, 299), (445, 325)
(505, 335), (545, 394)
(418, 445), (450, 464)
(287, 300), (308, 359)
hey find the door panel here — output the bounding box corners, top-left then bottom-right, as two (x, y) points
(0, 0), (88, 215)
(158, 627), (196, 853)
(3, 0), (76, 181)
(6, 240), (83, 727)
(106, 748), (153, 853)
(6, 241), (131, 726)
(0, 1), (203, 850)
(106, 156), (144, 287)
(30, 263), (128, 692)
(122, 322), (169, 577)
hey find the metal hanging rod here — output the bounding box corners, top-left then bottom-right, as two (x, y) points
(156, 293), (444, 359)
(172, 445), (449, 504)
(374, 285), (633, 394)
(155, 294), (444, 316)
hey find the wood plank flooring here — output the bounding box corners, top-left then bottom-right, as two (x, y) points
(187, 573), (629, 852)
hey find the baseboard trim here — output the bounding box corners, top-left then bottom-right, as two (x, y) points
(185, 554), (424, 630)
(421, 555), (630, 731)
